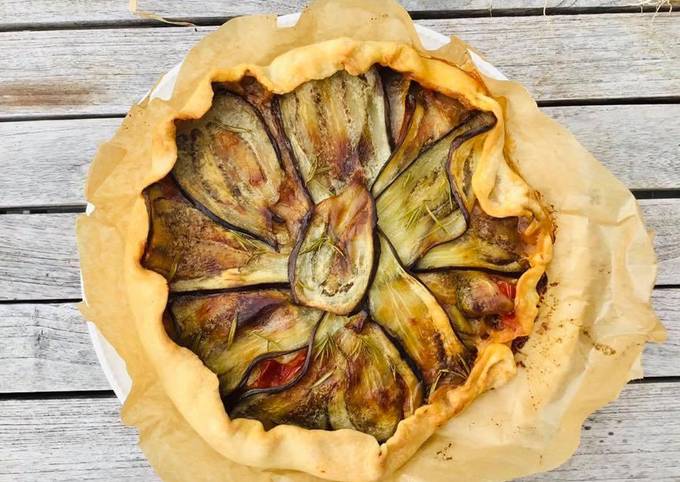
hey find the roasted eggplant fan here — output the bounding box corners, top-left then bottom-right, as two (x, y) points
(142, 66), (541, 442)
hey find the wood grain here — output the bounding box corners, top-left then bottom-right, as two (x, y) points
(0, 13), (678, 118)
(646, 288), (680, 378)
(639, 199), (680, 286)
(0, 1), (673, 28)
(420, 13), (680, 102)
(0, 117), (119, 209)
(0, 213), (81, 300)
(0, 382), (677, 481)
(2, 199), (677, 301)
(1, 104), (678, 209)
(0, 303), (110, 392)
(0, 286), (674, 393)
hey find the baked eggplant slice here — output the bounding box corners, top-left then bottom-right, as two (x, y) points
(278, 67), (391, 202)
(418, 270), (517, 347)
(230, 312), (421, 441)
(290, 182), (376, 315)
(168, 289), (323, 398)
(417, 203), (528, 272)
(218, 79), (312, 243)
(174, 91), (288, 247)
(377, 111), (496, 266)
(368, 234), (471, 398)
(143, 178), (289, 291)
(372, 82), (470, 196)
(381, 68), (412, 147)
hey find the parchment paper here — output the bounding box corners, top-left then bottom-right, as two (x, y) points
(77, 1), (665, 480)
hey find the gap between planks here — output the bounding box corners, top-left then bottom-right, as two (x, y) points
(0, 382), (678, 481)
(0, 1), (677, 32)
(1, 199), (679, 301)
(0, 13), (678, 119)
(1, 103), (679, 209)
(0, 288), (677, 393)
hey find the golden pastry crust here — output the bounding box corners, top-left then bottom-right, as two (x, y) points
(78, 3), (556, 481)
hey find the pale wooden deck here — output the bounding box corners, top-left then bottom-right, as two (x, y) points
(0, 1), (678, 480)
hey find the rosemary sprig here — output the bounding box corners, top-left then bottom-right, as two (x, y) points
(349, 336), (397, 380)
(226, 313), (238, 350)
(295, 278), (312, 291)
(403, 204), (424, 229)
(409, 381), (423, 414)
(249, 330), (280, 351)
(299, 235), (329, 256)
(299, 234), (346, 259)
(428, 355), (472, 399)
(428, 369), (449, 400)
(425, 204), (449, 234)
(212, 120), (250, 135)
(310, 369), (335, 390)
(304, 158), (332, 185)
(327, 239), (346, 259)
(231, 231), (266, 261)
(314, 333), (337, 364)
(443, 176), (455, 212)
(167, 253), (182, 281)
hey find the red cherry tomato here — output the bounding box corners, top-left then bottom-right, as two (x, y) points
(251, 350), (307, 389)
(496, 279), (516, 300)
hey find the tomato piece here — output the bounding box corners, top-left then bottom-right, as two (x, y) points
(495, 279), (516, 300)
(250, 350), (307, 389)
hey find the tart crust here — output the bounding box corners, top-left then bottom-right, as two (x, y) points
(78, 3), (556, 481)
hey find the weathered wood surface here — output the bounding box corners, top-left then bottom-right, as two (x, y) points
(0, 303), (110, 392)
(0, 382), (677, 480)
(1, 13), (678, 118)
(0, 118), (119, 209)
(1, 1), (674, 28)
(1, 287), (675, 394)
(2, 104), (679, 209)
(0, 213), (81, 300)
(420, 13), (680, 102)
(639, 199), (680, 286)
(1, 199), (677, 301)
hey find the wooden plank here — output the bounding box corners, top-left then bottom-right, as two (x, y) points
(0, 303), (110, 392)
(0, 13), (678, 118)
(0, 382), (677, 480)
(0, 395), (153, 481)
(0, 117), (119, 209)
(0, 213), (81, 300)
(420, 14), (680, 102)
(0, 286), (675, 393)
(640, 199), (680, 286)
(1, 105), (679, 209)
(1, 198), (677, 301)
(0, 1), (671, 28)
(646, 288), (680, 378)
(542, 104), (680, 190)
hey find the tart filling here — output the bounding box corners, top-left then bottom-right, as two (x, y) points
(143, 67), (544, 442)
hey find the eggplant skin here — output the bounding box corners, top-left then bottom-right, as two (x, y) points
(142, 177), (289, 292)
(368, 234), (471, 396)
(381, 68), (412, 147)
(290, 182), (376, 315)
(278, 67), (391, 203)
(230, 312), (422, 442)
(151, 71), (532, 438)
(416, 203), (529, 272)
(216, 80), (312, 243)
(372, 77), (470, 196)
(174, 90), (287, 247)
(168, 289), (323, 398)
(376, 111), (496, 267)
